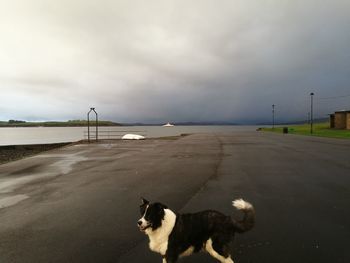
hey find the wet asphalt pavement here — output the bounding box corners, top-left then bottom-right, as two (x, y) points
(0, 131), (349, 263)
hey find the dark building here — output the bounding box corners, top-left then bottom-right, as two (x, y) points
(330, 110), (350, 130)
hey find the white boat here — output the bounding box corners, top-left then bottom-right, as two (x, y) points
(122, 134), (145, 140)
(163, 122), (174, 127)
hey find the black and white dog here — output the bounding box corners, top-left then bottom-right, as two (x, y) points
(138, 198), (255, 263)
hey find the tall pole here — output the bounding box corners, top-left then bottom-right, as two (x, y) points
(310, 93), (314, 134)
(272, 104), (275, 129)
(87, 108), (92, 142)
(92, 108), (98, 141)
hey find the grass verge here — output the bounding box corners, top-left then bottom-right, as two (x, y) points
(261, 122), (350, 139)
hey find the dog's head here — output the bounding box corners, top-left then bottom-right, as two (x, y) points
(137, 198), (168, 232)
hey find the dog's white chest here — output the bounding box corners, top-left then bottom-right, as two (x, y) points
(149, 238), (168, 255)
(146, 209), (176, 256)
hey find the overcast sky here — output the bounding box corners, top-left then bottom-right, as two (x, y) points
(1, 0), (349, 124)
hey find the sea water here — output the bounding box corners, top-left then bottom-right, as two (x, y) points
(0, 126), (260, 146)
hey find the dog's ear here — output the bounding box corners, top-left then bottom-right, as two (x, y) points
(140, 197), (149, 206)
(155, 202), (167, 210)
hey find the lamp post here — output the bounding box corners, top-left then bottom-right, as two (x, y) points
(272, 104), (275, 129)
(310, 93), (314, 134)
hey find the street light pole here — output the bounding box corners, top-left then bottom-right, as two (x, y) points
(272, 104), (275, 129)
(310, 93), (314, 134)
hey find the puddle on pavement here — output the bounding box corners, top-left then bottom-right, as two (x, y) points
(0, 194), (29, 209)
(0, 151), (88, 209)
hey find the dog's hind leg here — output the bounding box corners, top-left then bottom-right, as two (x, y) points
(205, 239), (234, 263)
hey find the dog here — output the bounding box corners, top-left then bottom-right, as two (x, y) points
(138, 198), (255, 263)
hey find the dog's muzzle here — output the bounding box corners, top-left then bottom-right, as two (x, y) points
(137, 220), (151, 232)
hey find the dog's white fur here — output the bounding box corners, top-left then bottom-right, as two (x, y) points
(145, 208), (177, 256)
(205, 239), (234, 263)
(233, 199), (252, 210)
(179, 246), (194, 257)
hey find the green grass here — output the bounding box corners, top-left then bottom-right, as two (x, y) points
(261, 122), (350, 139)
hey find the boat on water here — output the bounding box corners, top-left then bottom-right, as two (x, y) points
(163, 122), (174, 127)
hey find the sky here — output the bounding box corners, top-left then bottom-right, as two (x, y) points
(1, 0), (349, 124)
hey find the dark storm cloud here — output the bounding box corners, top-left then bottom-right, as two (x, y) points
(0, 0), (349, 123)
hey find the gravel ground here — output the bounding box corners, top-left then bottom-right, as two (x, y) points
(0, 143), (71, 164)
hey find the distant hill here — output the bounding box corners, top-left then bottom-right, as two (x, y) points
(0, 120), (122, 127)
(122, 121), (238, 126)
(174, 121), (238, 126)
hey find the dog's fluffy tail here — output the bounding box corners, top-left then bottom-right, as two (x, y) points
(231, 199), (255, 233)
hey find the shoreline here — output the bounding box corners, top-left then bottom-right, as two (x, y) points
(0, 143), (72, 165)
(0, 136), (184, 165)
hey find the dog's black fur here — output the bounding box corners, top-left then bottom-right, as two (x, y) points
(138, 198), (255, 263)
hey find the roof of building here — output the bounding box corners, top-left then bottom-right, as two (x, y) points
(334, 110), (350, 113)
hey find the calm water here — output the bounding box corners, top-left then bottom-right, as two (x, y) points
(0, 126), (260, 146)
